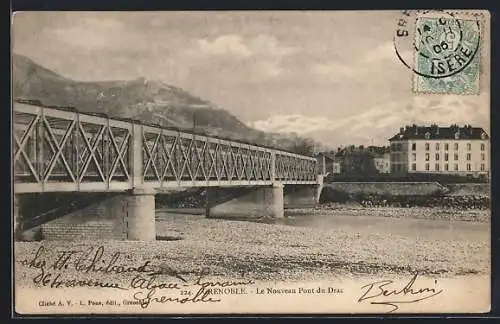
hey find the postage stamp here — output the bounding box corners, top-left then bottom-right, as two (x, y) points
(394, 10), (484, 95)
(12, 10), (491, 316)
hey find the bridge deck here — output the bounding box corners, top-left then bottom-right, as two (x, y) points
(13, 102), (319, 193)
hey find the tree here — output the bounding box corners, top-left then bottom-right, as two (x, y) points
(289, 137), (316, 155)
(340, 150), (378, 177)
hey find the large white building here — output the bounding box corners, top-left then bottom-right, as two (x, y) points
(389, 124), (489, 177)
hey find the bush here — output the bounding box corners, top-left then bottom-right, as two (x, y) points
(319, 187), (352, 203)
(326, 173), (489, 184)
(320, 189), (489, 210)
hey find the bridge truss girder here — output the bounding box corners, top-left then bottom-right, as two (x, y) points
(13, 103), (319, 193)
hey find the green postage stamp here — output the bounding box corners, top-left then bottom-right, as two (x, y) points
(394, 11), (484, 95)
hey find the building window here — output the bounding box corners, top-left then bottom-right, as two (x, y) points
(467, 163), (471, 171)
(435, 153), (439, 161)
(435, 143), (440, 150)
(466, 153), (471, 161)
(411, 143), (416, 151)
(445, 164), (449, 171)
(480, 164), (485, 171)
(445, 143), (449, 151)
(481, 143), (485, 151)
(467, 143), (471, 151)
(425, 153), (430, 161)
(454, 143), (459, 150)
(445, 153), (449, 161)
(425, 163), (429, 171)
(481, 153), (485, 161)
(412, 163), (416, 171)
(435, 163), (440, 171)
(425, 143), (429, 151)
(454, 153), (458, 161)
(412, 153), (416, 161)
(454, 164), (458, 171)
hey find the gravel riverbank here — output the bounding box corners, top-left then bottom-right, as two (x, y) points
(15, 207), (490, 288)
(287, 205), (490, 222)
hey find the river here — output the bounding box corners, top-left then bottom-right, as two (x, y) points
(157, 208), (489, 242)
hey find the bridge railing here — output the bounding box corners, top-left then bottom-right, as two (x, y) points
(13, 102), (318, 193)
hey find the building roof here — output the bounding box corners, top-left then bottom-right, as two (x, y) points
(389, 124), (489, 141)
(318, 146), (389, 160)
(366, 145), (390, 155)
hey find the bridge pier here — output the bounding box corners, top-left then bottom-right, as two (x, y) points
(270, 183), (285, 219)
(125, 188), (156, 241)
(284, 176), (324, 209)
(206, 183), (284, 219)
(20, 191), (156, 242)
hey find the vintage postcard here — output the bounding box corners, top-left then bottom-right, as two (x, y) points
(12, 10), (491, 315)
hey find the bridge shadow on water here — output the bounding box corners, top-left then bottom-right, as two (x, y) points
(156, 235), (184, 241)
(157, 208), (317, 227)
(211, 215), (317, 227)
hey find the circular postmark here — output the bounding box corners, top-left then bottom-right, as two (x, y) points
(393, 10), (481, 79)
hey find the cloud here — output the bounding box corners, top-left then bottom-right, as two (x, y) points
(192, 34), (299, 59)
(13, 11), (490, 149)
(310, 41), (413, 83)
(251, 95), (490, 147)
(49, 27), (109, 49)
(341, 95), (489, 135)
(250, 61), (285, 80)
(46, 17), (125, 49)
(249, 34), (299, 57)
(310, 62), (358, 81)
(361, 41), (396, 64)
(197, 35), (252, 58)
(251, 114), (350, 135)
(188, 34), (298, 81)
(81, 17), (124, 30)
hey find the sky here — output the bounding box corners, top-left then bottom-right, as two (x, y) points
(12, 11), (490, 148)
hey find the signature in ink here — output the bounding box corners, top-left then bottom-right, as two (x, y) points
(17, 245), (175, 291)
(357, 272), (443, 313)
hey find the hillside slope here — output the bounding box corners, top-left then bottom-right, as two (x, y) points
(12, 53), (321, 153)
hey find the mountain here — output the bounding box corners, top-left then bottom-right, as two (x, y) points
(12, 53), (324, 154)
(251, 95), (490, 149)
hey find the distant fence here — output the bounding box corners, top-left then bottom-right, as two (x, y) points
(326, 173), (489, 184)
(320, 182), (490, 209)
(446, 183), (490, 197)
(323, 182), (447, 196)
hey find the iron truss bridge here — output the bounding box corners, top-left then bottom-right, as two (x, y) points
(13, 101), (320, 193)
